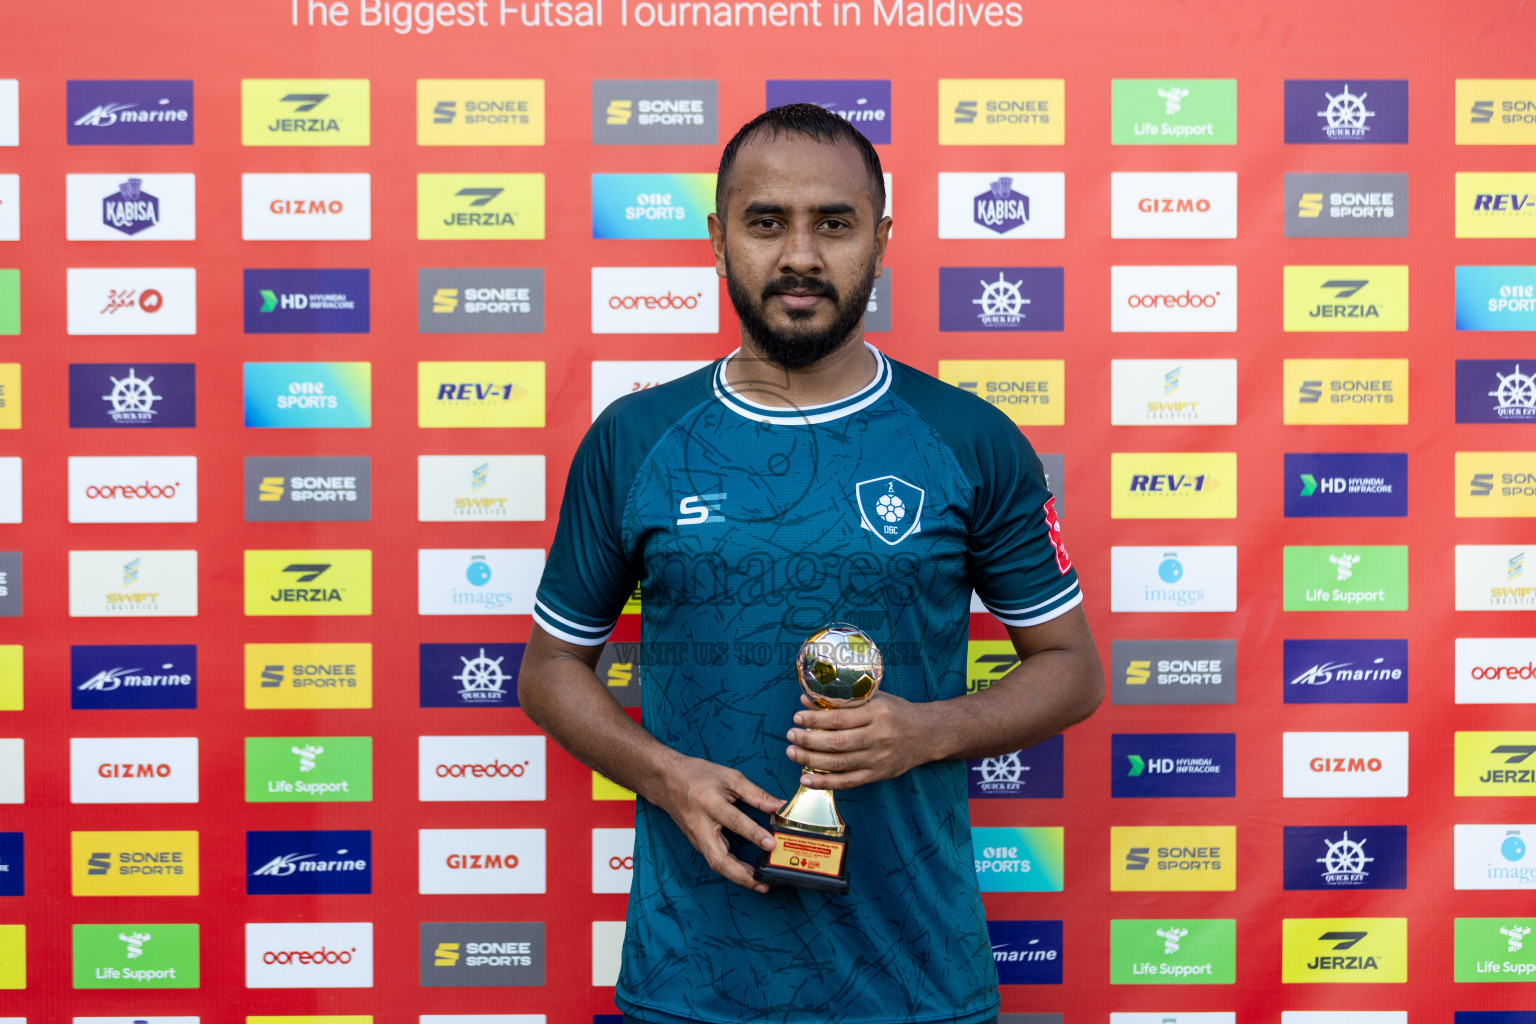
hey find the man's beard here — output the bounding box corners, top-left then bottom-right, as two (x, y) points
(725, 251), (878, 371)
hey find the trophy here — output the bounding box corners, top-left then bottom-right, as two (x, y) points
(754, 623), (883, 895)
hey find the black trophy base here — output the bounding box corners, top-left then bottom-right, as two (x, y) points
(753, 827), (850, 895)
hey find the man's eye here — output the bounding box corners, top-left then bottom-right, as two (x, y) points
(822, 219), (847, 230)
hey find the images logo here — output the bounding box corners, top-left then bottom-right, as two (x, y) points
(1455, 825), (1536, 889)
(1110, 639), (1236, 706)
(420, 922), (545, 987)
(937, 360), (1063, 426)
(68, 456), (197, 524)
(766, 80), (891, 144)
(1283, 825), (1408, 889)
(936, 173), (1065, 239)
(242, 80), (370, 145)
(420, 643), (523, 708)
(1284, 453), (1407, 518)
(592, 80), (717, 144)
(69, 737), (198, 804)
(1281, 918), (1407, 982)
(1110, 826), (1235, 891)
(591, 266), (720, 334)
(1283, 80), (1408, 144)
(244, 643), (373, 710)
(1110, 172), (1238, 238)
(1456, 80), (1536, 144)
(70, 363), (194, 429)
(1457, 267), (1536, 331)
(65, 267), (196, 336)
(1110, 452), (1236, 519)
(418, 362), (547, 428)
(1111, 266), (1237, 332)
(245, 736), (372, 803)
(66, 174), (195, 241)
(592, 173), (715, 240)
(247, 830), (371, 895)
(1111, 79), (1237, 145)
(1457, 545), (1536, 609)
(70, 830), (199, 896)
(1456, 917), (1536, 980)
(1456, 638), (1536, 704)
(243, 362), (371, 428)
(971, 827), (1064, 892)
(68, 549), (197, 617)
(1109, 919), (1236, 984)
(938, 267), (1064, 332)
(419, 735), (547, 802)
(72, 923), (199, 989)
(1457, 173), (1536, 238)
(419, 829), (546, 894)
(418, 268), (544, 334)
(68, 80), (194, 145)
(418, 79), (544, 146)
(241, 173), (371, 240)
(1456, 732), (1536, 795)
(245, 922), (373, 988)
(939, 80), (1063, 145)
(1282, 732), (1409, 797)
(1283, 359), (1409, 425)
(986, 920), (1063, 984)
(968, 736), (1064, 799)
(1109, 546), (1238, 613)
(1284, 639), (1408, 704)
(417, 174), (545, 240)
(0, 832), (20, 896)
(245, 456), (370, 523)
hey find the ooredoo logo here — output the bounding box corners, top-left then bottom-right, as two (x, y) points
(419, 828), (546, 894)
(245, 922), (372, 988)
(69, 457), (197, 523)
(1111, 266), (1238, 332)
(70, 737), (198, 804)
(419, 735), (546, 801)
(591, 267), (719, 334)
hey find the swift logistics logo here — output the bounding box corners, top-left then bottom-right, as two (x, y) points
(967, 735), (1064, 799)
(246, 829), (371, 895)
(1281, 918), (1407, 982)
(245, 736), (373, 802)
(418, 268), (544, 333)
(243, 362), (371, 428)
(1111, 733), (1236, 798)
(937, 173), (1066, 239)
(939, 79), (1063, 145)
(420, 922), (545, 987)
(1109, 546), (1238, 613)
(1109, 919), (1236, 984)
(1284, 359), (1408, 425)
(1110, 826), (1235, 891)
(420, 643), (524, 708)
(1284, 453), (1407, 518)
(1110, 79), (1236, 145)
(1458, 451), (1536, 517)
(72, 923), (199, 988)
(70, 830), (199, 896)
(970, 827), (1064, 892)
(596, 641), (642, 709)
(419, 828), (546, 894)
(937, 360), (1064, 426)
(1456, 80), (1536, 144)
(0, 831), (20, 896)
(68, 456), (197, 524)
(241, 173), (371, 240)
(1456, 172), (1536, 237)
(419, 735), (547, 802)
(1110, 172), (1238, 238)
(986, 920), (1063, 984)
(417, 79), (544, 146)
(71, 644), (196, 710)
(65, 267), (197, 336)
(243, 550), (372, 616)
(1456, 545), (1536, 609)
(68, 549), (197, 617)
(1284, 639), (1408, 704)
(1109, 359), (1237, 426)
(1283, 825), (1408, 889)
(1283, 80), (1408, 143)
(1282, 732), (1409, 797)
(1110, 265), (1237, 332)
(1110, 452), (1236, 519)
(767, 80), (891, 143)
(593, 79), (717, 144)
(1456, 917), (1536, 980)
(1455, 824), (1536, 889)
(70, 363), (194, 428)
(418, 361), (547, 427)
(1110, 639), (1236, 706)
(417, 174), (545, 240)
(245, 456), (371, 522)
(1282, 266), (1409, 331)
(1457, 360), (1536, 422)
(1456, 638), (1536, 704)
(938, 267), (1064, 332)
(245, 922), (373, 988)
(244, 269), (369, 333)
(244, 643), (373, 710)
(1456, 732), (1536, 795)
(69, 736), (198, 804)
(417, 455), (545, 521)
(1283, 546), (1408, 611)
(65, 173), (195, 240)
(1285, 173), (1407, 237)
(69, 80), (194, 144)
(592, 173), (714, 239)
(241, 80), (370, 145)
(1456, 267), (1536, 330)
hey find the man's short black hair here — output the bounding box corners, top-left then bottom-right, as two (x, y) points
(715, 104), (886, 224)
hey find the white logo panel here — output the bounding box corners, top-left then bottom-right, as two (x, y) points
(65, 173), (196, 241)
(1110, 546), (1237, 612)
(242, 173), (372, 240)
(937, 173), (1066, 239)
(0, 80), (16, 147)
(592, 827), (635, 894)
(592, 921), (625, 987)
(418, 735), (547, 802)
(1454, 824), (1536, 889)
(70, 736), (199, 804)
(591, 361), (710, 421)
(1115, 1016), (1236, 1024)
(1110, 359), (1238, 425)
(591, 267), (719, 334)
(66, 268), (197, 335)
(0, 174), (17, 240)
(0, 738), (21, 803)
(68, 550), (198, 618)
(419, 828), (546, 894)
(417, 548), (541, 615)
(1457, 546), (1536, 610)
(68, 456), (198, 523)
(0, 458), (18, 523)
(417, 455), (545, 522)
(1457, 638), (1536, 704)
(422, 1018), (546, 1024)
(1282, 1015), (1406, 1024)
(1282, 731), (1409, 797)
(1111, 265), (1238, 333)
(245, 921), (373, 989)
(1111, 172), (1238, 238)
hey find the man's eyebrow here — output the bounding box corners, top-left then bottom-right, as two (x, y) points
(738, 200), (861, 218)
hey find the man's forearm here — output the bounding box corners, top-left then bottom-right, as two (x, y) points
(920, 645), (1102, 763)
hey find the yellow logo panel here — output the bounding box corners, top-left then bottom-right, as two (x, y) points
(1455, 172), (1536, 238)
(1283, 266), (1408, 332)
(1110, 826), (1235, 891)
(622, 582), (641, 615)
(1457, 80), (1536, 145)
(243, 550), (373, 617)
(593, 771), (635, 801)
(966, 640), (1019, 695)
(1457, 452), (1536, 518)
(418, 362), (546, 428)
(241, 79), (370, 146)
(1281, 918), (1407, 983)
(417, 79), (544, 146)
(244, 643), (373, 709)
(0, 645), (19, 711)
(1283, 359), (1408, 425)
(71, 830), (199, 896)
(1455, 731), (1536, 796)
(417, 173), (545, 240)
(939, 79), (1064, 145)
(1111, 453), (1236, 519)
(0, 925), (22, 989)
(937, 361), (1064, 426)
(0, 364), (18, 429)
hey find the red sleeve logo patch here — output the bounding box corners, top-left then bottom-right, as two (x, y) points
(1043, 495), (1072, 575)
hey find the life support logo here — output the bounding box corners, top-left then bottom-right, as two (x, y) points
(856, 475), (924, 546)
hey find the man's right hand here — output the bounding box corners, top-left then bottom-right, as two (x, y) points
(657, 755), (783, 894)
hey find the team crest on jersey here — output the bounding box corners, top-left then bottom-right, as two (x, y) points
(856, 475), (925, 546)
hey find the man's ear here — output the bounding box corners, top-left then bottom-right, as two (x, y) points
(707, 211), (728, 279)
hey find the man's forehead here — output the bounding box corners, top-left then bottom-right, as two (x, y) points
(724, 132), (876, 209)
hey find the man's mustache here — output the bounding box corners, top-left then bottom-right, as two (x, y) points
(761, 276), (839, 303)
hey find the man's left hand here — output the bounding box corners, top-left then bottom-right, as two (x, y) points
(784, 692), (932, 790)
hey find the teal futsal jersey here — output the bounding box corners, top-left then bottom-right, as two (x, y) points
(533, 343), (1080, 1024)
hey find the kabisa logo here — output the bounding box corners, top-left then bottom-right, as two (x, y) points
(765, 80), (891, 144)
(1110, 172), (1238, 239)
(1110, 452), (1236, 520)
(1455, 917), (1536, 981)
(971, 827), (1064, 892)
(985, 920), (1063, 984)
(417, 79), (544, 146)
(62, 174), (193, 240)
(419, 828), (547, 894)
(1456, 545), (1536, 610)
(937, 173), (1065, 239)
(969, 737), (1065, 798)
(417, 173), (545, 240)
(1283, 266), (1408, 331)
(420, 643), (524, 708)
(245, 922), (373, 989)
(70, 830), (199, 896)
(1284, 359), (1409, 425)
(241, 172), (372, 241)
(0, 831), (21, 896)
(247, 830), (371, 895)
(592, 173), (715, 240)
(592, 80), (718, 144)
(1283, 826), (1408, 890)
(1111, 266), (1237, 333)
(1110, 826), (1236, 892)
(1283, 639), (1408, 704)
(1457, 267), (1536, 331)
(244, 642), (372, 710)
(1457, 451), (1536, 517)
(243, 362), (372, 429)
(1110, 79), (1237, 145)
(70, 364), (195, 429)
(938, 360), (1063, 427)
(420, 922), (545, 987)
(1282, 546), (1408, 611)
(939, 80), (1063, 146)
(102, 178), (159, 236)
(1456, 173), (1536, 238)
(243, 549), (372, 617)
(72, 922), (200, 989)
(1456, 638), (1536, 705)
(1112, 733), (1236, 798)
(1456, 79), (1536, 144)
(1281, 918), (1407, 983)
(418, 268), (544, 334)
(1110, 639), (1236, 706)
(1283, 80), (1409, 144)
(1110, 546), (1238, 613)
(1285, 173), (1408, 238)
(418, 549), (542, 615)
(1455, 825), (1536, 889)
(418, 361), (546, 428)
(595, 641), (642, 709)
(1455, 732), (1536, 795)
(419, 735), (547, 802)
(72, 644), (196, 710)
(244, 269), (369, 334)
(245, 456), (371, 523)
(241, 80), (370, 145)
(938, 267), (1063, 332)
(1285, 453), (1408, 518)
(68, 80), (194, 145)
(1109, 359), (1238, 426)
(1282, 732), (1409, 798)
(1109, 919), (1237, 984)
(244, 736), (373, 803)
(976, 176), (1028, 233)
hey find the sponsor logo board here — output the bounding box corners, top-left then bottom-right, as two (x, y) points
(241, 173), (371, 240)
(1457, 638), (1536, 704)
(244, 269), (368, 334)
(1282, 732), (1409, 797)
(243, 362), (371, 428)
(0, 271), (14, 334)
(66, 174), (196, 241)
(1284, 453), (1407, 517)
(68, 79), (195, 145)
(1283, 359), (1408, 425)
(1283, 639), (1408, 704)
(1283, 265), (1408, 332)
(1110, 452), (1235, 519)
(1455, 916), (1536, 981)
(986, 920), (1063, 984)
(1457, 80), (1536, 144)
(1110, 79), (1237, 145)
(1111, 266), (1237, 332)
(72, 923), (198, 988)
(418, 361), (546, 428)
(1111, 734), (1236, 798)
(418, 268), (544, 334)
(1455, 824), (1536, 889)
(592, 79), (717, 144)
(420, 922), (545, 986)
(1283, 545), (1408, 611)
(938, 267), (1063, 332)
(245, 922), (372, 988)
(241, 80), (370, 146)
(1458, 266), (1536, 331)
(1457, 546), (1536, 609)
(70, 737), (198, 804)
(419, 735), (546, 801)
(1110, 826), (1235, 891)
(937, 173), (1065, 239)
(419, 829), (545, 894)
(418, 79), (544, 146)
(1283, 80), (1409, 144)
(0, 739), (20, 802)
(243, 549), (371, 617)
(936, 360), (1063, 426)
(419, 643), (523, 708)
(1109, 919), (1236, 983)
(68, 550), (197, 617)
(0, 175), (14, 241)
(0, 364), (16, 429)
(592, 173), (714, 239)
(1283, 825), (1408, 889)
(247, 830), (371, 895)
(939, 80), (1064, 146)
(591, 267), (719, 334)
(244, 456), (370, 522)
(1457, 172), (1536, 237)
(70, 830), (198, 895)
(1110, 639), (1236, 705)
(1110, 546), (1237, 613)
(1110, 172), (1237, 238)
(418, 549), (541, 615)
(70, 363), (194, 429)
(417, 173), (544, 240)
(1456, 731), (1536, 795)
(245, 736), (372, 802)
(1110, 360), (1237, 426)
(0, 647), (18, 711)
(591, 361), (711, 421)
(0, 80), (16, 146)
(595, 642), (641, 709)
(1280, 918), (1407, 982)
(244, 643), (372, 710)
(66, 267), (196, 335)
(967, 737), (1065, 799)
(0, 458), (17, 523)
(971, 827), (1063, 892)
(417, 455), (545, 522)
(1284, 172), (1407, 237)
(69, 456), (197, 523)
(1459, 451), (1536, 517)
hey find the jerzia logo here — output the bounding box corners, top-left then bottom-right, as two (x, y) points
(242, 80), (370, 146)
(418, 174), (544, 240)
(1281, 918), (1407, 982)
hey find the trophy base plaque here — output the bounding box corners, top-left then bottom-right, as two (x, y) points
(754, 828), (850, 894)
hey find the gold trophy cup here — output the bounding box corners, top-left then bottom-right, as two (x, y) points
(754, 623), (883, 895)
